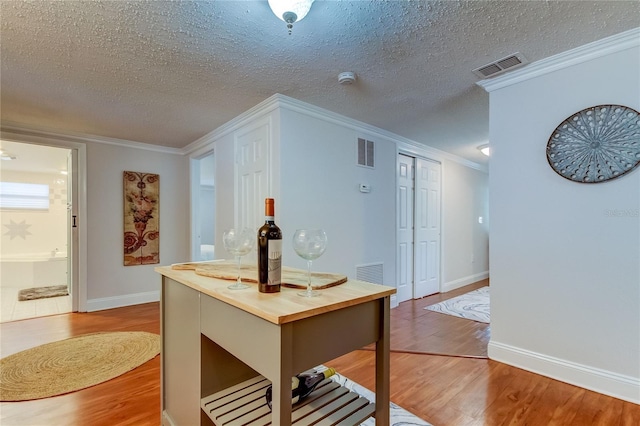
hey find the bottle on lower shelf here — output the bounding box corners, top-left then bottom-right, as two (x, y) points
(265, 368), (337, 409)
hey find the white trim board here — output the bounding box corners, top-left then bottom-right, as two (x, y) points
(442, 271), (489, 293)
(86, 291), (160, 312)
(162, 411), (178, 426)
(488, 341), (640, 404)
(477, 27), (640, 93)
(1, 122), (182, 155)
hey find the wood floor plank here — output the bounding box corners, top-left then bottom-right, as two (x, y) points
(367, 279), (490, 358)
(621, 400), (640, 426)
(327, 349), (640, 426)
(484, 366), (550, 426)
(0, 303), (161, 426)
(1, 287), (639, 426)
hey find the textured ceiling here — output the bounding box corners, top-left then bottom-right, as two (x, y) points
(1, 1), (639, 165)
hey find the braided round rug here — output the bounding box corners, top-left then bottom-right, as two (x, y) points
(0, 331), (160, 401)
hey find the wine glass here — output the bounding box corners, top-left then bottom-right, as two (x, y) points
(292, 229), (328, 297)
(223, 228), (254, 290)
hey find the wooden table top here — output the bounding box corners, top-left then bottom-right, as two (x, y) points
(156, 263), (396, 325)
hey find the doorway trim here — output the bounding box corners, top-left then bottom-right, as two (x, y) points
(0, 127), (87, 312)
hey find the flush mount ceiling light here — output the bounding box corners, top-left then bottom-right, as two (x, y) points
(478, 144), (490, 156)
(268, 0), (315, 35)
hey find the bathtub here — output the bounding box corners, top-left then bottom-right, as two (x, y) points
(1, 252), (68, 290)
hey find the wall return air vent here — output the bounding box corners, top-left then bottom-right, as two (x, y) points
(472, 52), (528, 79)
(356, 262), (383, 285)
(357, 138), (375, 168)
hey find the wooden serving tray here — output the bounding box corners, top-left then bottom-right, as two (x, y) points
(172, 261), (348, 290)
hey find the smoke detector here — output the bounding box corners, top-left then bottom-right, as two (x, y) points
(338, 72), (356, 85)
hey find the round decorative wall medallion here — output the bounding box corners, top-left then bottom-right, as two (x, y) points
(546, 104), (640, 183)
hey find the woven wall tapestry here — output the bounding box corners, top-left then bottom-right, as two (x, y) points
(123, 171), (159, 266)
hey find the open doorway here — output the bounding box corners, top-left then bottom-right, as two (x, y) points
(0, 141), (75, 322)
(190, 151), (215, 261)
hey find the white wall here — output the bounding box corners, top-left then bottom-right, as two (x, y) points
(279, 108), (398, 284)
(486, 38), (639, 402)
(199, 152), (216, 247)
(86, 142), (190, 310)
(199, 186), (215, 245)
(212, 129), (243, 260)
(441, 159), (489, 291)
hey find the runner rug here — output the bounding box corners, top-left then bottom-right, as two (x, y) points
(18, 285), (68, 301)
(317, 366), (431, 425)
(424, 286), (490, 323)
(0, 331), (160, 401)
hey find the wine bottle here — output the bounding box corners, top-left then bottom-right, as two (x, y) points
(265, 368), (337, 409)
(257, 198), (282, 293)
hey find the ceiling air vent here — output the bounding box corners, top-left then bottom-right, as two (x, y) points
(473, 52), (528, 79)
(357, 138), (375, 168)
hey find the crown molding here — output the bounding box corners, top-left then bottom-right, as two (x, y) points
(1, 96), (487, 172)
(181, 95), (282, 156)
(184, 93), (486, 171)
(276, 95), (487, 171)
(0, 121), (182, 155)
(477, 27), (640, 93)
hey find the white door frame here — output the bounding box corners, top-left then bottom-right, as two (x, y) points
(67, 148), (79, 312)
(0, 127), (87, 311)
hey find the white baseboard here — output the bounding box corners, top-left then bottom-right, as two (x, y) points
(162, 411), (177, 426)
(86, 290), (160, 312)
(488, 341), (640, 404)
(442, 271), (489, 293)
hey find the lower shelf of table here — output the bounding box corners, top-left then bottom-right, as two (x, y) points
(200, 375), (375, 426)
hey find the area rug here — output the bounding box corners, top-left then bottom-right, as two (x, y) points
(0, 331), (160, 401)
(317, 365), (432, 425)
(424, 286), (490, 323)
(18, 285), (69, 301)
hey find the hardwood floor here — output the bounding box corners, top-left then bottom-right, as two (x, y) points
(375, 279), (490, 358)
(0, 303), (160, 426)
(328, 350), (640, 426)
(1, 292), (638, 425)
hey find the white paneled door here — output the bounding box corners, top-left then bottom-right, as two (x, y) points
(414, 158), (441, 298)
(397, 154), (415, 303)
(235, 122), (271, 245)
(397, 154), (441, 302)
